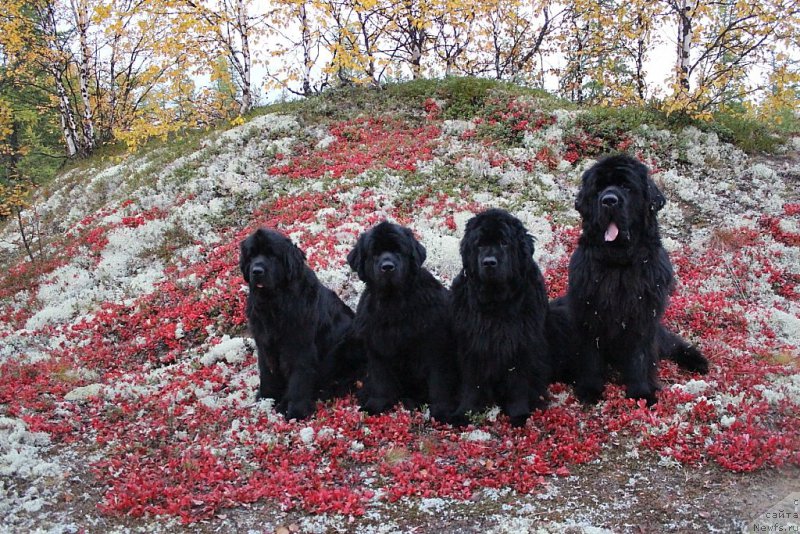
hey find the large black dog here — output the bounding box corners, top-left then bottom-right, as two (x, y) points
(451, 209), (551, 427)
(551, 155), (708, 405)
(347, 221), (458, 422)
(240, 228), (362, 420)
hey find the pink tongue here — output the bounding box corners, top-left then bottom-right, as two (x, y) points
(605, 222), (619, 242)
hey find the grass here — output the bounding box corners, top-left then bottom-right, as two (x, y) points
(253, 77), (567, 125)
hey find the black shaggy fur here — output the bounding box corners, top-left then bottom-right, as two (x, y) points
(451, 209), (551, 427)
(551, 155), (708, 405)
(347, 221), (458, 422)
(240, 228), (363, 420)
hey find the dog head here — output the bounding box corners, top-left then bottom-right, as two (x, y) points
(575, 155), (665, 249)
(460, 208), (535, 285)
(239, 228), (306, 292)
(347, 221), (426, 292)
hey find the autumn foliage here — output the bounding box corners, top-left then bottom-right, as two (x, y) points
(0, 0), (797, 161)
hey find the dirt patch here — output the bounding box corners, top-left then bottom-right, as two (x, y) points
(11, 437), (798, 533)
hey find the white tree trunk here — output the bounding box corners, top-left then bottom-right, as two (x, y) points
(70, 0), (95, 153)
(300, 1), (313, 95)
(676, 0), (693, 92)
(411, 43), (423, 79)
(70, 0), (94, 154)
(52, 65), (80, 158)
(237, 0), (252, 115)
(41, 1), (80, 157)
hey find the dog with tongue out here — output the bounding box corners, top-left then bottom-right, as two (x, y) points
(548, 154), (708, 406)
(605, 221), (619, 242)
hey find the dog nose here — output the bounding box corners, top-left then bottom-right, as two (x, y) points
(482, 256), (498, 268)
(380, 260), (395, 272)
(601, 192), (619, 207)
(251, 266), (265, 276)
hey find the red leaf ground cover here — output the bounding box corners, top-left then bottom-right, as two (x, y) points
(267, 116), (441, 179)
(1, 111), (798, 525)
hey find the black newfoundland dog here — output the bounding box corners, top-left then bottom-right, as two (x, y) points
(347, 221), (458, 422)
(550, 155), (708, 405)
(451, 209), (551, 427)
(240, 228), (362, 420)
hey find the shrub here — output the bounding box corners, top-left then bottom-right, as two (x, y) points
(707, 111), (785, 153)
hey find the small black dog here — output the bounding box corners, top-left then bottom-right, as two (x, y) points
(552, 154), (708, 405)
(451, 209), (551, 427)
(347, 221), (458, 422)
(240, 228), (362, 420)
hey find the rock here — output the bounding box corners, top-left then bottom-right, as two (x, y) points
(64, 383), (103, 402)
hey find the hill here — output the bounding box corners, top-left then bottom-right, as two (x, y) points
(1, 79), (799, 533)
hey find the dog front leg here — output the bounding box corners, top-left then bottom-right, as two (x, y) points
(362, 354), (400, 415)
(426, 353), (458, 424)
(574, 340), (604, 405)
(452, 360), (483, 425)
(255, 340), (286, 403)
(623, 341), (659, 406)
(502, 370), (532, 428)
(282, 342), (319, 420)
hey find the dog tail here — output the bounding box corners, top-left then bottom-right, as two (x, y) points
(656, 326), (709, 374)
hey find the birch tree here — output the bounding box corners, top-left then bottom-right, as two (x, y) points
(68, 0), (96, 153)
(662, 0), (800, 115)
(430, 0), (474, 77)
(268, 0), (329, 95)
(316, 0), (390, 86)
(181, 0), (262, 115)
(578, 0), (662, 104)
(5, 1), (85, 157)
(475, 0), (563, 83)
(379, 0), (435, 79)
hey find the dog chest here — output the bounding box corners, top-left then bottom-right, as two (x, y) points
(571, 256), (671, 335)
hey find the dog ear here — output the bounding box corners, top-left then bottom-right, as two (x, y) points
(403, 227), (426, 268)
(347, 233), (367, 281)
(239, 238), (251, 283)
(283, 239), (307, 280)
(574, 173), (593, 218)
(413, 240), (427, 269)
(521, 231), (535, 261)
(630, 157), (665, 213)
(514, 220), (536, 266)
(460, 221), (478, 277)
(647, 178), (666, 212)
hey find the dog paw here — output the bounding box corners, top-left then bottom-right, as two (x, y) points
(626, 384), (657, 406)
(429, 404), (456, 425)
(529, 393), (549, 412)
(256, 387), (282, 403)
(445, 413), (471, 428)
(286, 399), (315, 420)
(362, 397), (391, 415)
(400, 397), (420, 411)
(679, 346), (709, 374)
(508, 414), (530, 428)
(575, 383), (603, 405)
